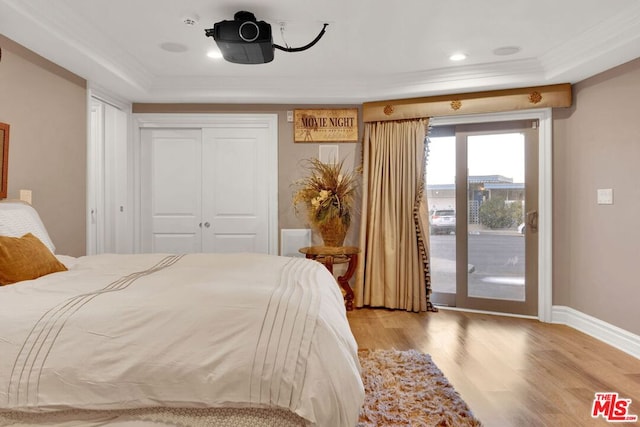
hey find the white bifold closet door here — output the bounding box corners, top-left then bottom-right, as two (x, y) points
(88, 98), (129, 255)
(140, 126), (270, 254)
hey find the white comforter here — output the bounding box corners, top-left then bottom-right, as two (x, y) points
(0, 253), (364, 427)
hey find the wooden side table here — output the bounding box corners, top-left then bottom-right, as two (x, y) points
(299, 245), (360, 311)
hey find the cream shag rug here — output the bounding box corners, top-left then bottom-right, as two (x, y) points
(357, 349), (482, 427)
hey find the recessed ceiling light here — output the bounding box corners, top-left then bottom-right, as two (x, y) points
(493, 46), (521, 56)
(207, 50), (223, 59)
(449, 53), (467, 61)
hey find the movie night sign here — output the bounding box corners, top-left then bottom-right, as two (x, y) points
(294, 108), (359, 142)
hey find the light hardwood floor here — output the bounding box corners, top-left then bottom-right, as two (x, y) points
(347, 308), (640, 427)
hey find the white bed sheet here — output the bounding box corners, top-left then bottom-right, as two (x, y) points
(0, 253), (364, 427)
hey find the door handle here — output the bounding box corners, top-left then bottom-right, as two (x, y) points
(526, 210), (538, 233)
(204, 222), (211, 228)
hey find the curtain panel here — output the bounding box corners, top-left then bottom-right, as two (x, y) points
(355, 119), (434, 312)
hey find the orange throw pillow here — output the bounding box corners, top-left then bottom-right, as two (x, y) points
(0, 233), (67, 285)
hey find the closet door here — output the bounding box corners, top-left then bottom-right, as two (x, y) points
(140, 128), (203, 253)
(201, 127), (270, 253)
(88, 98), (129, 254)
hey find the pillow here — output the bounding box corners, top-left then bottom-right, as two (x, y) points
(0, 233), (67, 285)
(0, 201), (56, 253)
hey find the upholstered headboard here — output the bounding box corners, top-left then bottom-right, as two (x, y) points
(0, 201), (56, 253)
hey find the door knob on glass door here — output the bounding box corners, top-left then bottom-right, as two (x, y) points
(526, 211), (538, 233)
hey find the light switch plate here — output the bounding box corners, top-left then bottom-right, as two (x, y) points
(597, 188), (613, 205)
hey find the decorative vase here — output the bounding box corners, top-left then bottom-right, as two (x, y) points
(317, 216), (348, 247)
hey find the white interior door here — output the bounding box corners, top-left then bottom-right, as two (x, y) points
(201, 127), (270, 253)
(87, 97), (129, 255)
(141, 128), (202, 253)
(138, 115), (277, 255)
(88, 101), (104, 255)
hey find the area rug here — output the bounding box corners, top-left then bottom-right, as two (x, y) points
(357, 349), (482, 427)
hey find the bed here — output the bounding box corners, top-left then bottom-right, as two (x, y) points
(0, 201), (364, 426)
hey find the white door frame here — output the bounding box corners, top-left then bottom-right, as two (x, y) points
(132, 113), (279, 255)
(430, 108), (553, 322)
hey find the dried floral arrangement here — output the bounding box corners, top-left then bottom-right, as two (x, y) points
(292, 158), (358, 232)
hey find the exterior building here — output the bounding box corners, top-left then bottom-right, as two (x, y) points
(427, 175), (524, 224)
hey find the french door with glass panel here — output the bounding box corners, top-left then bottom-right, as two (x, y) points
(427, 120), (538, 316)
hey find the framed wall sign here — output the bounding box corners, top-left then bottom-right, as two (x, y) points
(294, 108), (358, 142)
(0, 123), (9, 199)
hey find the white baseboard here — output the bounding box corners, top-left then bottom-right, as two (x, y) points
(552, 306), (640, 360)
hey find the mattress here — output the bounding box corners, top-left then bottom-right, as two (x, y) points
(0, 253), (364, 426)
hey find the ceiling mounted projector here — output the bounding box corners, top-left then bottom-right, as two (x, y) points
(205, 11), (328, 64)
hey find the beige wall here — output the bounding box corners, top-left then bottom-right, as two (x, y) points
(553, 58), (640, 336)
(0, 35), (87, 256)
(132, 103), (363, 248)
(3, 34), (639, 336)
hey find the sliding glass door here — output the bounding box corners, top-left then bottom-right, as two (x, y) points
(427, 120), (538, 316)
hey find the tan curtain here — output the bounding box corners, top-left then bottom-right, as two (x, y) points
(355, 119), (434, 312)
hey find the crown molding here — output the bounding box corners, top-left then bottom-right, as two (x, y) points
(0, 0), (153, 96)
(145, 59), (548, 104)
(3, 0), (640, 104)
(540, 2), (640, 81)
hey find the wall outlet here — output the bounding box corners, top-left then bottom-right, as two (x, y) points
(19, 189), (32, 204)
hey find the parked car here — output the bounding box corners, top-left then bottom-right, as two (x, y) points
(430, 209), (456, 235)
(518, 222), (525, 234)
